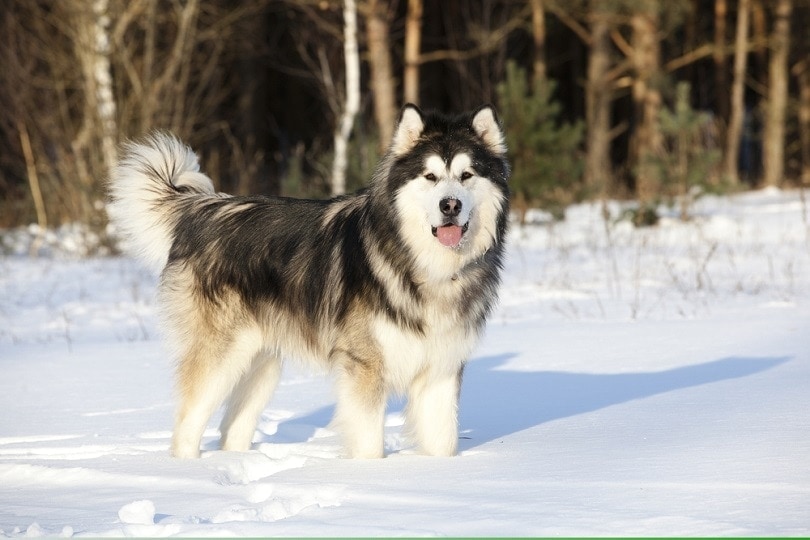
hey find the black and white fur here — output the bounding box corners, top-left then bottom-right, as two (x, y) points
(107, 104), (510, 459)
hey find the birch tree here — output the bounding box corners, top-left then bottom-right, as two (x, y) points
(331, 0), (361, 196)
(72, 0), (118, 197)
(89, 0), (117, 174)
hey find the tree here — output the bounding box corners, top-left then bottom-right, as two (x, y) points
(651, 82), (721, 220)
(714, 0), (729, 124)
(530, 0), (547, 84)
(630, 7), (664, 205)
(762, 0), (792, 187)
(497, 61), (584, 222)
(407, 2), (530, 109)
(403, 0), (423, 104)
(794, 60), (810, 185)
(723, 0), (750, 185)
(112, 0), (270, 196)
(0, 1), (114, 228)
(331, 0), (361, 196)
(584, 3), (614, 194)
(364, 0), (397, 148)
(3, 0), (810, 231)
(75, 0), (118, 178)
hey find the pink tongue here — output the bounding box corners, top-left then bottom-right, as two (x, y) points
(436, 224), (463, 247)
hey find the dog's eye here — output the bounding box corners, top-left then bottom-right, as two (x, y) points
(460, 171), (473, 181)
(424, 173), (437, 181)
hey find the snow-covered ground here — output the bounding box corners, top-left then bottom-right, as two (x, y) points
(1, 188), (809, 536)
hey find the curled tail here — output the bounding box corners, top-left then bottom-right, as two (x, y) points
(107, 132), (215, 272)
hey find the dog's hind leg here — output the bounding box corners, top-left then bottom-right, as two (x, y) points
(171, 326), (264, 458)
(405, 364), (464, 457)
(219, 351), (282, 452)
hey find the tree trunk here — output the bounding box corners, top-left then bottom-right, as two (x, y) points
(714, 0), (729, 123)
(794, 61), (810, 185)
(630, 10), (663, 204)
(723, 0), (750, 185)
(751, 0), (768, 79)
(403, 0), (422, 104)
(140, 0), (157, 133)
(18, 121), (47, 234)
(365, 0), (397, 148)
(584, 8), (612, 194)
(69, 0), (118, 222)
(74, 0), (118, 175)
(331, 0), (361, 196)
(92, 0), (117, 174)
(530, 0), (546, 86)
(762, 0), (792, 187)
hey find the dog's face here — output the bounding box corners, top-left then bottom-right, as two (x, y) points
(383, 105), (510, 275)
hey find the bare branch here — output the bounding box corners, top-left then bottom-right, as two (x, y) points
(547, 3), (592, 45)
(18, 120), (47, 234)
(610, 29), (634, 58)
(417, 4), (531, 65)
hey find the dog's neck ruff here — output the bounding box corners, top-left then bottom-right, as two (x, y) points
(452, 246), (492, 281)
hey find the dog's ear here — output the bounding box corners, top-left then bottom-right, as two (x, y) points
(391, 104), (425, 155)
(471, 105), (507, 156)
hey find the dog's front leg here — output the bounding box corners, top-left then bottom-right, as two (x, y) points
(406, 364), (464, 457)
(331, 351), (386, 458)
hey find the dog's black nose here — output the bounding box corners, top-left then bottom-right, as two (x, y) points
(440, 197), (462, 217)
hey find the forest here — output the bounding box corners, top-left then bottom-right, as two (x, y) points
(0, 0), (808, 232)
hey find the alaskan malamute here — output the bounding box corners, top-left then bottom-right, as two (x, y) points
(108, 105), (510, 458)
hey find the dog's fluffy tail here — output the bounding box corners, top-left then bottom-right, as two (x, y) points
(107, 132), (215, 272)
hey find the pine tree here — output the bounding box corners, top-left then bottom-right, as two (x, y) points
(648, 81), (721, 221)
(496, 61), (584, 223)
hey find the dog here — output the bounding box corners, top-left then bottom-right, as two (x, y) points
(107, 104), (510, 458)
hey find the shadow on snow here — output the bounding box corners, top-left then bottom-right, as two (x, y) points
(264, 354), (789, 453)
(458, 354), (790, 448)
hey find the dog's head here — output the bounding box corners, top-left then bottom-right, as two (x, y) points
(375, 104), (510, 277)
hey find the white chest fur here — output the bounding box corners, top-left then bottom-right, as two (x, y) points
(372, 296), (480, 394)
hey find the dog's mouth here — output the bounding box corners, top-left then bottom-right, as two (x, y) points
(431, 222), (469, 248)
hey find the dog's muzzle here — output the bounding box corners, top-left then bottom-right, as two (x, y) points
(432, 197), (469, 247)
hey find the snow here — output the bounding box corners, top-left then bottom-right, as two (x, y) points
(117, 500), (156, 525)
(1, 188), (809, 536)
